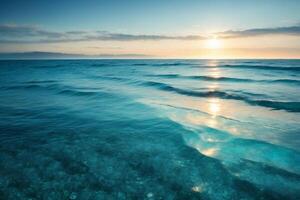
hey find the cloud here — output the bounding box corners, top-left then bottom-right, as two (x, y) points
(84, 33), (204, 41)
(0, 51), (152, 59)
(0, 24), (64, 38)
(218, 26), (300, 38)
(88, 46), (123, 50)
(0, 24), (205, 43)
(1, 24), (300, 44)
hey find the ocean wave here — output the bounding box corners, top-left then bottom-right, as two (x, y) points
(153, 102), (242, 122)
(219, 64), (300, 72)
(133, 62), (195, 67)
(148, 74), (255, 82)
(1, 83), (61, 90)
(140, 81), (265, 100)
(24, 80), (58, 84)
(58, 89), (100, 97)
(33, 64), (65, 68)
(132, 62), (300, 72)
(227, 138), (300, 173)
(132, 63), (148, 66)
(152, 62), (195, 66)
(90, 63), (114, 67)
(90, 75), (129, 82)
(269, 79), (300, 84)
(1, 83), (110, 99)
(141, 81), (300, 112)
(147, 74), (300, 85)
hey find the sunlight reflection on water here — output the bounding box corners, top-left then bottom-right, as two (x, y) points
(208, 98), (220, 117)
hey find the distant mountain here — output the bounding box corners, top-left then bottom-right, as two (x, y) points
(0, 52), (151, 59)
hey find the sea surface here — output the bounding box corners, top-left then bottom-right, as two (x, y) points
(0, 59), (300, 199)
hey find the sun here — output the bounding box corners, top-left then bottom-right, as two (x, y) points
(206, 38), (222, 49)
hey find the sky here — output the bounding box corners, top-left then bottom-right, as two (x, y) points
(0, 0), (300, 58)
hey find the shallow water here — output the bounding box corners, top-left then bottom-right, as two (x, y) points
(0, 59), (300, 199)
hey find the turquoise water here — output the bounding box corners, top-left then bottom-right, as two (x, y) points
(0, 59), (300, 199)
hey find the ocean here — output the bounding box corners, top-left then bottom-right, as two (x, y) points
(0, 59), (299, 199)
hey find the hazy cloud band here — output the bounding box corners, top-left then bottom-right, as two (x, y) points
(0, 24), (300, 43)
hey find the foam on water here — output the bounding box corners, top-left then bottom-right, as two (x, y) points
(0, 59), (300, 199)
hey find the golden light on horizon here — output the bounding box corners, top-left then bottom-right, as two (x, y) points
(206, 38), (222, 49)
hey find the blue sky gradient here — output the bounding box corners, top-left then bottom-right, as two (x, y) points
(1, 0), (299, 33)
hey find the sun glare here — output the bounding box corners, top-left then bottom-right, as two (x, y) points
(206, 38), (221, 49)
